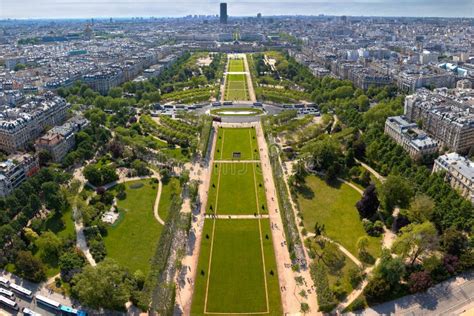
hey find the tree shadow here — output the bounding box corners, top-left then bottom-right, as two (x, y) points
(297, 184), (315, 199)
(325, 178), (343, 189)
(360, 251), (376, 265)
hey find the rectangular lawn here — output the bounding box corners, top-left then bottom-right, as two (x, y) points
(207, 162), (267, 215)
(228, 59), (245, 72)
(225, 73), (249, 101)
(214, 127), (259, 160)
(297, 175), (381, 259)
(191, 219), (281, 315)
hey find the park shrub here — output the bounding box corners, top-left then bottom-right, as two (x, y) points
(348, 267), (364, 288)
(310, 263), (338, 312)
(130, 182), (144, 189)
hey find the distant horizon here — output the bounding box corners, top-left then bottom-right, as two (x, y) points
(2, 1), (473, 20)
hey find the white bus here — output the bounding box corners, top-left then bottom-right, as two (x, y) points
(0, 277), (9, 287)
(0, 288), (14, 300)
(9, 283), (32, 297)
(23, 307), (43, 316)
(35, 294), (61, 310)
(0, 294), (19, 311)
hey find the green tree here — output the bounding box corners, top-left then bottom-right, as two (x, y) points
(59, 250), (86, 282)
(322, 243), (346, 274)
(392, 222), (439, 265)
(108, 87), (123, 98)
(71, 258), (131, 311)
(378, 175), (413, 211)
(441, 227), (469, 256)
(36, 231), (63, 261)
(15, 251), (47, 282)
(357, 236), (369, 257)
(407, 194), (435, 223)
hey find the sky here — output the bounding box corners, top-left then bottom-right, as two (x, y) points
(1, 0), (473, 19)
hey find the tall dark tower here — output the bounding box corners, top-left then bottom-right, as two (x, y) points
(220, 3), (228, 24)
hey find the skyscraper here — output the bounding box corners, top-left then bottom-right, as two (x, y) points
(220, 3), (227, 24)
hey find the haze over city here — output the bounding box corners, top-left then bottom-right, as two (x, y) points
(2, 0), (474, 18)
(0, 1), (473, 316)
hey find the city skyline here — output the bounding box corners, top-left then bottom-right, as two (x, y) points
(2, 0), (474, 19)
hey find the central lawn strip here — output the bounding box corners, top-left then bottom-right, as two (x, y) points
(191, 219), (282, 315)
(214, 127), (259, 161)
(297, 175), (381, 258)
(225, 73), (249, 101)
(207, 162), (268, 215)
(228, 59), (245, 72)
(104, 179), (162, 274)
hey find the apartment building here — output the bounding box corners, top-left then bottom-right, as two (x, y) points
(0, 94), (70, 153)
(385, 115), (438, 160)
(404, 88), (474, 153)
(0, 153), (39, 197)
(433, 153), (474, 204)
(35, 116), (89, 162)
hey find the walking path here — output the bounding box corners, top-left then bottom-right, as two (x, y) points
(152, 176), (165, 225)
(72, 167), (96, 267)
(204, 214), (270, 219)
(355, 158), (386, 183)
(242, 54), (257, 102)
(255, 122), (318, 315)
(178, 123), (218, 315)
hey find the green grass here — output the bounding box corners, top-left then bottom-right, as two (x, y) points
(43, 205), (75, 240)
(104, 179), (162, 274)
(214, 127), (259, 160)
(191, 219), (282, 315)
(161, 147), (191, 162)
(297, 175), (381, 259)
(228, 58), (245, 72)
(225, 73), (249, 101)
(207, 162), (267, 215)
(158, 178), (181, 221)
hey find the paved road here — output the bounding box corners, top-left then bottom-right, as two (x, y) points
(353, 271), (474, 316)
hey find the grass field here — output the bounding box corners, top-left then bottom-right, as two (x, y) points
(104, 179), (162, 274)
(207, 162), (268, 215)
(214, 127), (259, 160)
(191, 219), (282, 315)
(225, 73), (249, 101)
(191, 126), (282, 315)
(228, 58), (245, 72)
(297, 175), (381, 259)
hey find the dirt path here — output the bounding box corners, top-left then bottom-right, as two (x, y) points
(152, 177), (165, 225)
(256, 123), (318, 315)
(355, 158), (386, 183)
(72, 167), (97, 267)
(204, 214), (270, 219)
(243, 54), (257, 102)
(177, 123), (218, 315)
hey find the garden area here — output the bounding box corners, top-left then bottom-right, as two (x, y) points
(296, 175), (381, 258)
(103, 179), (162, 274)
